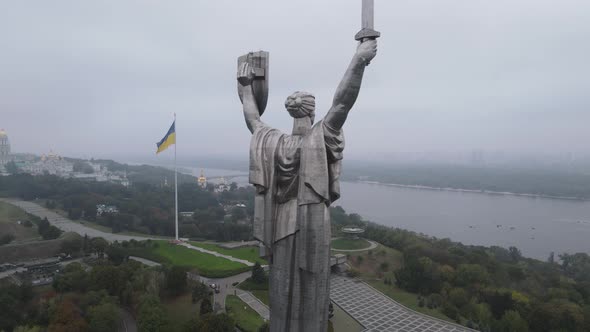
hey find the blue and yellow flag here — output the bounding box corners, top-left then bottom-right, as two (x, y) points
(156, 121), (176, 154)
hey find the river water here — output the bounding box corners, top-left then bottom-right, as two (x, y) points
(182, 167), (590, 260)
(337, 182), (590, 260)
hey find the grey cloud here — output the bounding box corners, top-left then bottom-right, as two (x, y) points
(1, 0), (589, 162)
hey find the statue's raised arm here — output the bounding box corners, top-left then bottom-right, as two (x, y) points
(237, 62), (264, 134)
(324, 40), (378, 130)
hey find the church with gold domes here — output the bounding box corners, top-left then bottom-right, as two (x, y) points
(197, 169), (207, 188)
(0, 129), (11, 166)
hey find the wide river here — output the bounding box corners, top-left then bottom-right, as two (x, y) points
(184, 167), (590, 260)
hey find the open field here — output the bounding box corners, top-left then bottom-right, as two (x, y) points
(331, 238), (372, 250)
(0, 232), (81, 263)
(0, 201), (39, 243)
(226, 295), (266, 332)
(126, 240), (250, 278)
(189, 242), (267, 265)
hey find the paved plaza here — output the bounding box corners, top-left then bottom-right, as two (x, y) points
(330, 275), (475, 332)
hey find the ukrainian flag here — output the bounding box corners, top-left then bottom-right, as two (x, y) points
(156, 121), (176, 154)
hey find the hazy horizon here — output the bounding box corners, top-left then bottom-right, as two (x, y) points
(2, 0), (589, 161)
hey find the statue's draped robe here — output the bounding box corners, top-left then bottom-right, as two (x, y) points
(249, 120), (344, 332)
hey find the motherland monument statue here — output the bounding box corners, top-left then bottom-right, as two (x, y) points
(237, 1), (379, 331)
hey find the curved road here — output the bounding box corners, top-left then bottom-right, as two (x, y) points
(0, 198), (255, 267)
(1, 198), (155, 243)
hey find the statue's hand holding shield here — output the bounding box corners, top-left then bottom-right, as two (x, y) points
(237, 62), (255, 86)
(237, 51), (269, 116)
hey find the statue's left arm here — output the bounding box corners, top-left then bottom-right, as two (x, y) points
(238, 62), (264, 134)
(324, 40), (378, 130)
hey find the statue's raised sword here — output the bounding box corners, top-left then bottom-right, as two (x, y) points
(355, 0), (380, 64)
(355, 0), (381, 41)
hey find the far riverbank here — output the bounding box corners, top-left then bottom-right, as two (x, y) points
(358, 180), (590, 202)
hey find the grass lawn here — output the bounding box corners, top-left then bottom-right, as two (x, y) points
(162, 292), (201, 332)
(0, 201), (39, 242)
(127, 240), (250, 278)
(189, 242), (267, 265)
(225, 295), (266, 332)
(251, 290), (269, 306)
(237, 277), (270, 306)
(331, 238), (372, 250)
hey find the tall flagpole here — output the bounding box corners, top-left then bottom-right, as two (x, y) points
(174, 113), (178, 241)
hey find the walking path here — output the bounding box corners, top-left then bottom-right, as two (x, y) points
(179, 242), (254, 266)
(118, 308), (137, 332)
(198, 270), (253, 312)
(332, 239), (379, 252)
(128, 256), (161, 267)
(236, 289), (270, 320)
(330, 275), (476, 332)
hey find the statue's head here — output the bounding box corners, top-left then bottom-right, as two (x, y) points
(285, 91), (315, 124)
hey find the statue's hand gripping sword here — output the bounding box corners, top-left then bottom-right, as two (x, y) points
(355, 0), (380, 65)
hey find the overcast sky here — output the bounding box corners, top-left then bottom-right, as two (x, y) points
(1, 0), (589, 164)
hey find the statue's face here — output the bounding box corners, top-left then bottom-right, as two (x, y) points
(285, 92), (315, 120)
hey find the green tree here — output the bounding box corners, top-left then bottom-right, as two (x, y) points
(90, 265), (125, 296)
(88, 302), (120, 332)
(5, 161), (19, 174)
(455, 264), (489, 287)
(138, 295), (167, 332)
(61, 236), (83, 255)
(0, 234), (15, 245)
(48, 300), (89, 332)
(449, 288), (469, 308)
(192, 282), (211, 304)
(509, 246), (522, 262)
(251, 262), (267, 284)
(73, 161), (94, 174)
(166, 266), (188, 295)
(105, 244), (127, 265)
(441, 302), (460, 322)
(90, 237), (108, 258)
(0, 288), (20, 332)
(13, 326), (42, 332)
(53, 262), (89, 292)
(196, 313), (234, 332)
(200, 298), (213, 315)
(500, 310), (529, 332)
(37, 217), (62, 240)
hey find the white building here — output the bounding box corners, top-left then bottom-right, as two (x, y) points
(214, 177), (231, 193)
(0, 129), (11, 166)
(96, 204), (119, 216)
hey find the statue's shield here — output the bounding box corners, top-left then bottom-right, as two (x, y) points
(237, 51), (269, 115)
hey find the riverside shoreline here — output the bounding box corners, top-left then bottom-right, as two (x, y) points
(358, 180), (589, 202)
